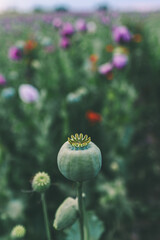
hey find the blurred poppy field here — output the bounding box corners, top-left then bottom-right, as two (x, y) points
(0, 8), (160, 240)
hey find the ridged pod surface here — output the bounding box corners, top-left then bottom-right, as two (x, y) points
(57, 134), (102, 182)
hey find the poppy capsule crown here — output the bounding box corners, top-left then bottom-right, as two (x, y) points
(68, 133), (91, 148)
(57, 133), (102, 182)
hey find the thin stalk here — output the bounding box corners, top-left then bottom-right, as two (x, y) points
(41, 193), (52, 240)
(77, 182), (90, 240)
(83, 201), (90, 240)
(77, 182), (85, 240)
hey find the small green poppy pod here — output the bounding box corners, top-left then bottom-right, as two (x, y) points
(11, 225), (26, 239)
(53, 197), (78, 230)
(32, 172), (51, 193)
(57, 133), (102, 182)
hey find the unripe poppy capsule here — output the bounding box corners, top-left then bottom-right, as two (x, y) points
(57, 134), (102, 182)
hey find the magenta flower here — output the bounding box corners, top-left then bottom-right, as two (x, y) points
(18, 84), (39, 103)
(60, 37), (70, 49)
(112, 54), (128, 69)
(98, 63), (113, 75)
(0, 74), (6, 85)
(53, 18), (62, 29)
(111, 12), (119, 18)
(44, 45), (55, 53)
(8, 46), (22, 61)
(61, 22), (74, 37)
(75, 19), (87, 32)
(101, 16), (110, 25)
(112, 26), (131, 43)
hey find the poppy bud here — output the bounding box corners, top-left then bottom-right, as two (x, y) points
(32, 172), (51, 193)
(53, 197), (78, 230)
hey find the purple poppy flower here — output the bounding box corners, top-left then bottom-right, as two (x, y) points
(98, 62), (113, 75)
(44, 45), (55, 53)
(75, 19), (87, 32)
(53, 18), (62, 29)
(111, 12), (119, 18)
(60, 37), (70, 49)
(112, 54), (128, 69)
(8, 46), (22, 61)
(0, 75), (6, 85)
(112, 26), (131, 43)
(61, 22), (74, 37)
(101, 16), (110, 25)
(18, 84), (39, 103)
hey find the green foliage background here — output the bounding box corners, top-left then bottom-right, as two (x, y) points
(0, 10), (160, 240)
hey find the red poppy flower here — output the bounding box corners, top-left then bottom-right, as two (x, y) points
(106, 44), (114, 52)
(86, 111), (102, 124)
(89, 54), (98, 63)
(24, 40), (37, 51)
(106, 72), (114, 80)
(132, 34), (142, 43)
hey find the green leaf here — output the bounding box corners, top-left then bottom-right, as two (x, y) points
(64, 211), (105, 240)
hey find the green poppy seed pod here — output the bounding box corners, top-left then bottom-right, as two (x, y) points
(53, 197), (78, 230)
(11, 225), (26, 239)
(57, 133), (102, 182)
(32, 172), (51, 193)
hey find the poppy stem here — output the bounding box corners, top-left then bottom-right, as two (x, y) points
(77, 182), (85, 240)
(41, 193), (52, 240)
(77, 182), (90, 240)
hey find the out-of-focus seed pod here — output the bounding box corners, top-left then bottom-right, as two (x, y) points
(32, 172), (51, 193)
(11, 225), (26, 239)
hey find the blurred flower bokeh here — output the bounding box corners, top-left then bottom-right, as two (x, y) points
(0, 1), (160, 240)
